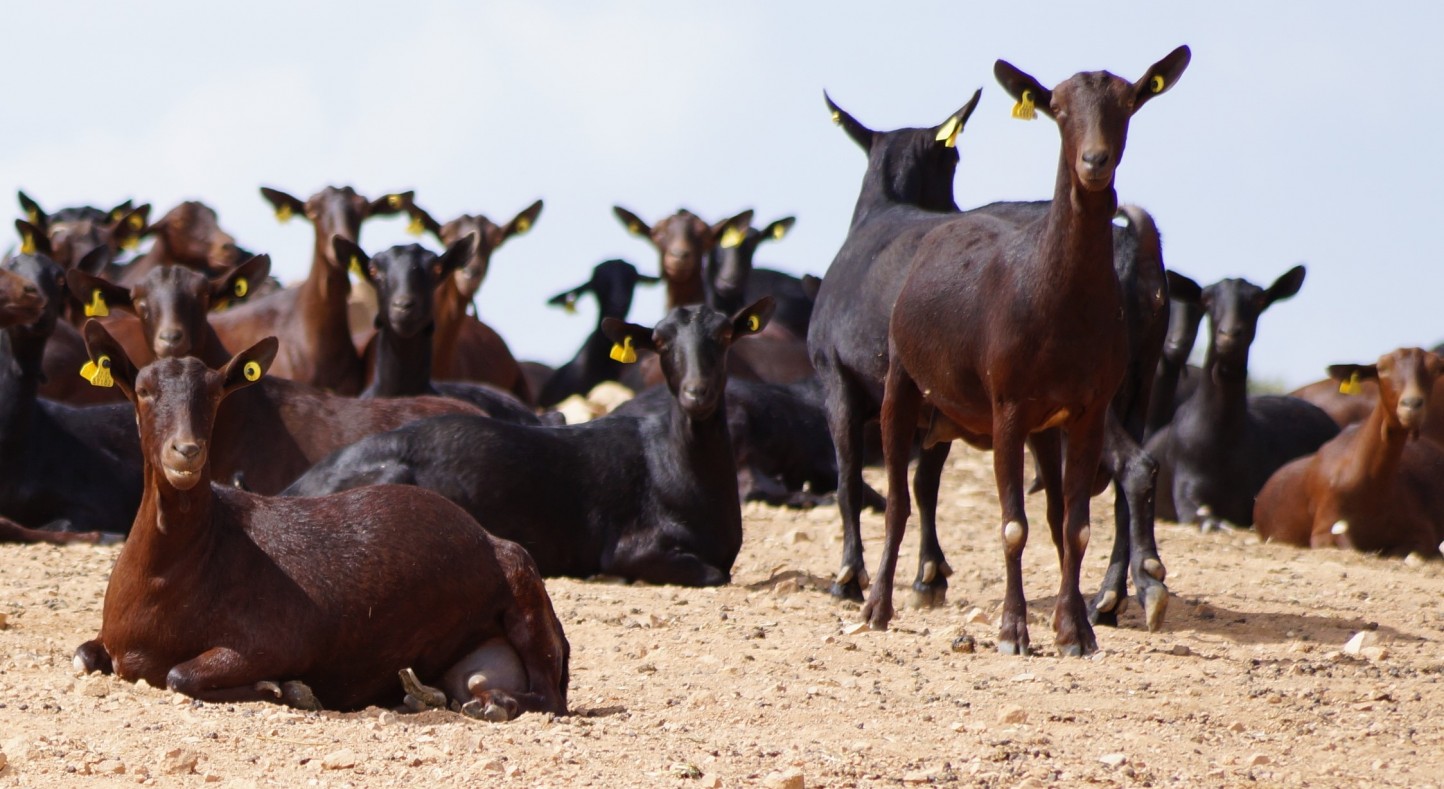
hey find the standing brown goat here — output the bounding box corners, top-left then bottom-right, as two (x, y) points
(71, 321), (569, 718)
(866, 47), (1190, 657)
(1255, 348), (1444, 557)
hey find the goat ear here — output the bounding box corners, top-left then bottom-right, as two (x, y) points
(15, 219), (51, 257)
(1264, 265), (1306, 307)
(1165, 271), (1202, 304)
(801, 274), (823, 300)
(368, 190), (412, 217)
(731, 296), (775, 338)
(500, 199), (543, 242)
(637, 272), (662, 285)
(934, 88), (982, 148)
(711, 209), (754, 248)
(1426, 352), (1444, 378)
(17, 191), (47, 228)
(759, 216), (796, 244)
(211, 254), (271, 307)
(823, 91), (874, 150)
(994, 60), (1054, 120)
(600, 318), (657, 354)
(330, 235), (369, 280)
(111, 205), (150, 250)
(75, 246), (112, 276)
(107, 199), (134, 222)
(435, 234), (476, 280)
(260, 187), (307, 224)
(1327, 363), (1378, 384)
(221, 337), (279, 395)
(66, 270), (133, 316)
(404, 202), (443, 240)
(1133, 45), (1191, 113)
(547, 282), (589, 309)
(613, 206), (653, 240)
(80, 320), (140, 398)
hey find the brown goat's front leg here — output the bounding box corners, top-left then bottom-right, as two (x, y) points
(1056, 412), (1105, 657)
(992, 407), (1031, 655)
(73, 639), (113, 675)
(165, 647), (319, 709)
(862, 360), (924, 631)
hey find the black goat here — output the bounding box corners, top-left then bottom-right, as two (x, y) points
(284, 299), (777, 586)
(536, 259), (658, 408)
(0, 252), (141, 538)
(1146, 266), (1340, 528)
(705, 215), (817, 337)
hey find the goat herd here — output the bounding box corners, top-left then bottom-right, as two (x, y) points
(1, 45), (1440, 723)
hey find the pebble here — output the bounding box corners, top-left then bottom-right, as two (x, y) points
(0, 750), (6, 771)
(763, 766), (805, 789)
(1228, 722), (1246, 733)
(321, 749), (358, 770)
(0, 612), (8, 629)
(963, 607), (990, 625)
(904, 766), (941, 783)
(1248, 753), (1271, 766)
(1343, 630), (1379, 656)
(159, 748), (200, 776)
(1404, 552), (1425, 567)
(77, 676), (110, 698)
(783, 529), (811, 544)
(1098, 753), (1127, 769)
(842, 622), (869, 636)
(1360, 646), (1389, 661)
(96, 759), (126, 774)
(951, 634), (976, 653)
(997, 705), (1028, 725)
(1170, 644), (1192, 657)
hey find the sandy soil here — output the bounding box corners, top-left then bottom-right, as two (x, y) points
(2, 452), (1443, 788)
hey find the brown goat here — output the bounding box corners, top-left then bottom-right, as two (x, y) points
(866, 48), (1190, 657)
(208, 186), (408, 394)
(1289, 377), (1378, 429)
(71, 322), (569, 718)
(16, 192), (150, 286)
(613, 206), (752, 309)
(392, 200), (541, 401)
(117, 201), (247, 287)
(67, 257), (483, 495)
(1255, 348), (1444, 557)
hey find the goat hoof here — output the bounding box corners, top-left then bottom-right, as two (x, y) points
(908, 585), (947, 609)
(997, 640), (1030, 657)
(254, 681), (282, 699)
(461, 698), (514, 723)
(860, 599), (892, 631)
(281, 681), (320, 711)
(1142, 585), (1169, 633)
(398, 668), (447, 709)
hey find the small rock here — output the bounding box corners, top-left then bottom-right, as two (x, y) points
(77, 676), (110, 698)
(1248, 753), (1271, 766)
(784, 529), (811, 544)
(159, 748), (200, 776)
(963, 607), (990, 625)
(1098, 753), (1127, 769)
(699, 775), (722, 789)
(96, 759), (126, 775)
(203, 773), (221, 783)
(1228, 721), (1246, 733)
(951, 634), (976, 653)
(1404, 551), (1426, 567)
(1170, 644), (1192, 657)
(321, 749), (358, 770)
(1360, 646), (1389, 661)
(996, 705), (1027, 725)
(1342, 630), (1379, 656)
(903, 766), (941, 783)
(763, 766), (805, 789)
(773, 578), (800, 596)
(0, 750), (6, 771)
(376, 711), (397, 726)
(0, 612), (8, 629)
(842, 622), (869, 636)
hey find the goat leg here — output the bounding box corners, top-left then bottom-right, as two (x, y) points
(825, 377), (870, 601)
(72, 639), (113, 675)
(164, 646), (321, 708)
(1089, 412), (1169, 631)
(993, 408), (1032, 656)
(908, 443), (954, 609)
(862, 361), (924, 631)
(1053, 414), (1105, 657)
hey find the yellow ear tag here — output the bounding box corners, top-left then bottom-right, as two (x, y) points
(627, 221), (643, 236)
(84, 289), (109, 318)
(1011, 89), (1036, 121)
(515, 216), (532, 234)
(830, 111), (841, 125)
(772, 223), (788, 240)
(275, 204), (293, 223)
(27, 209), (40, 223)
(120, 234), (140, 252)
(609, 336), (637, 364)
(720, 226), (745, 249)
(563, 294), (578, 314)
(747, 314), (760, 332)
(127, 213), (144, 230)
(80, 355), (113, 388)
(935, 115), (961, 148)
(387, 194), (404, 209)
(349, 255), (363, 277)
(233, 278), (249, 299)
(242, 360), (262, 382)
(20, 231), (35, 255)
(1150, 75), (1166, 94)
(1339, 372), (1362, 396)
(406, 215), (425, 236)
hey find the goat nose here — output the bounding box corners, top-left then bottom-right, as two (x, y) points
(1082, 150), (1111, 170)
(1401, 396), (1425, 410)
(393, 297), (415, 310)
(171, 441), (201, 459)
(158, 329), (182, 344)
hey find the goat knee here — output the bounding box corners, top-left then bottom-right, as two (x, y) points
(73, 640), (112, 675)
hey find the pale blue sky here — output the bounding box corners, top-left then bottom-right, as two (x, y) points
(5, 2), (1438, 387)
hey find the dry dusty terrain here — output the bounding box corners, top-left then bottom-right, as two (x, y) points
(2, 452), (1443, 787)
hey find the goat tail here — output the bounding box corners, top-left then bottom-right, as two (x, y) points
(1116, 204), (1163, 265)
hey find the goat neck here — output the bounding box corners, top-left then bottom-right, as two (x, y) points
(367, 321), (437, 398)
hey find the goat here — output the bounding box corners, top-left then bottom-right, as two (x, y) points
(0, 252), (141, 539)
(1144, 272), (1205, 439)
(535, 258), (659, 408)
(284, 299), (777, 587)
(115, 201), (250, 288)
(1146, 267), (1340, 528)
(71, 322), (569, 718)
(67, 255), (485, 495)
(614, 206), (751, 309)
(208, 186), (409, 394)
(398, 199), (542, 401)
(862, 49), (1191, 658)
(705, 214), (818, 337)
(1288, 376), (1379, 429)
(1255, 348), (1444, 557)
(341, 237), (542, 425)
(16, 192), (149, 287)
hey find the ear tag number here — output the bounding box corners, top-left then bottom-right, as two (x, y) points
(81, 355), (114, 388)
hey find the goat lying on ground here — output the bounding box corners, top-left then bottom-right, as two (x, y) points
(285, 299), (777, 587)
(72, 322), (569, 719)
(1255, 348), (1444, 557)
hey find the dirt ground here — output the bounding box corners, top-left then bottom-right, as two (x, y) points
(2, 451), (1442, 788)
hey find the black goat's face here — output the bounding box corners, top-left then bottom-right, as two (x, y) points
(0, 260), (47, 327)
(0, 253), (64, 334)
(1199, 266), (1306, 370)
(340, 237), (474, 340)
